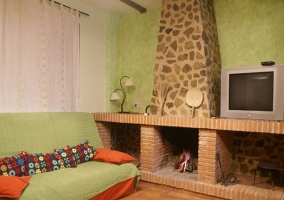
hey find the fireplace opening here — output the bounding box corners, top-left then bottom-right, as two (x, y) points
(154, 127), (199, 181)
(159, 127), (198, 166)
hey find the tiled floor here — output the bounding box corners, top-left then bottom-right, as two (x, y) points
(121, 181), (225, 200)
(240, 175), (284, 192)
(121, 175), (284, 200)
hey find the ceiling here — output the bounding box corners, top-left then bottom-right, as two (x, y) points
(82, 0), (162, 14)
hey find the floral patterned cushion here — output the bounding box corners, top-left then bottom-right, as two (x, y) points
(22, 151), (60, 176)
(69, 140), (97, 165)
(0, 154), (25, 176)
(54, 146), (77, 168)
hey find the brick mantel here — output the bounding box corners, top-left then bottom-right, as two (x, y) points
(93, 112), (284, 134)
(93, 112), (284, 200)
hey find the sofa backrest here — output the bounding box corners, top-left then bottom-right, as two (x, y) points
(0, 112), (104, 158)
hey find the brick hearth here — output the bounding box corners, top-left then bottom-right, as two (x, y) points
(94, 113), (284, 200)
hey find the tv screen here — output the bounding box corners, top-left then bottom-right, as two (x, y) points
(229, 72), (273, 111)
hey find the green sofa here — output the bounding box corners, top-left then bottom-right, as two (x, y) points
(0, 112), (140, 200)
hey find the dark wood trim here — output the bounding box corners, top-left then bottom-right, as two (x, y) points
(120, 0), (147, 14)
(47, 0), (89, 16)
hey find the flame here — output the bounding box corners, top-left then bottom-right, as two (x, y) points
(179, 150), (191, 172)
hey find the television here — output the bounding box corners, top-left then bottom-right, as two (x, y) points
(220, 65), (284, 120)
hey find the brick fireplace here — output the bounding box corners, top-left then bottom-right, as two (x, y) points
(94, 113), (284, 199)
(139, 125), (232, 185)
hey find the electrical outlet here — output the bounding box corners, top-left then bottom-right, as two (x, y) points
(134, 103), (141, 108)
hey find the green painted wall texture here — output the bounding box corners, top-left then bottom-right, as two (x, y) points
(105, 8), (161, 113)
(214, 0), (284, 68)
(105, 1), (284, 112)
(105, 12), (120, 112)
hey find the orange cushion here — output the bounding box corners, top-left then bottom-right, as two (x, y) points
(0, 176), (32, 198)
(93, 148), (136, 164)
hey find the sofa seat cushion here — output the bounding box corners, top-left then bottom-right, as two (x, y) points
(19, 161), (140, 200)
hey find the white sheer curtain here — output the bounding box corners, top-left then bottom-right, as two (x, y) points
(0, 0), (80, 112)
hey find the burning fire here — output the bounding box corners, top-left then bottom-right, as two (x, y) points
(174, 150), (197, 173)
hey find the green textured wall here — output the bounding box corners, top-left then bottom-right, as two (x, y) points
(105, 8), (161, 113)
(214, 0), (284, 68)
(105, 1), (284, 112)
(105, 12), (120, 112)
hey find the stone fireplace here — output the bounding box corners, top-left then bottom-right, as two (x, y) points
(150, 0), (221, 118)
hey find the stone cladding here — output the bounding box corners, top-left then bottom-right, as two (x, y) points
(150, 0), (221, 118)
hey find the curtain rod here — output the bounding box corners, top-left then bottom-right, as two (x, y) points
(48, 0), (90, 17)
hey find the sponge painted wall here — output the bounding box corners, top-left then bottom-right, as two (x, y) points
(105, 1), (284, 112)
(105, 8), (161, 113)
(214, 0), (284, 68)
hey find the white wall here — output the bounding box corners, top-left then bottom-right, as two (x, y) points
(55, 0), (106, 112)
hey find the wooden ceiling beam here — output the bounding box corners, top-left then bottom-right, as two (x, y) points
(120, 0), (147, 14)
